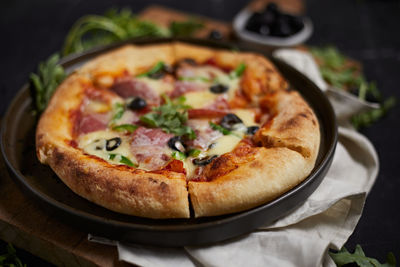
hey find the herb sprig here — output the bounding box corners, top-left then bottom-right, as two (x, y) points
(310, 46), (396, 129)
(329, 244), (396, 267)
(0, 243), (27, 267)
(30, 53), (66, 113)
(140, 95), (196, 139)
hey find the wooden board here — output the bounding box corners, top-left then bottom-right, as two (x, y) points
(0, 2), (305, 266)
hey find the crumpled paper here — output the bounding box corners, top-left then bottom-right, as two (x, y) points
(89, 49), (379, 267)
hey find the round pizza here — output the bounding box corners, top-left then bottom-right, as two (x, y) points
(36, 42), (320, 219)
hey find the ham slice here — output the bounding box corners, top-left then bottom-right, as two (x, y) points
(185, 119), (223, 150)
(77, 113), (110, 134)
(169, 81), (207, 98)
(111, 77), (160, 104)
(130, 127), (174, 171)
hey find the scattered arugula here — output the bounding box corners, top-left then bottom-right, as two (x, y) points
(229, 63), (246, 79)
(63, 8), (203, 56)
(172, 151), (186, 161)
(187, 148), (201, 157)
(110, 102), (125, 125)
(329, 244), (396, 267)
(310, 46), (396, 129)
(136, 61), (166, 78)
(112, 124), (138, 133)
(169, 19), (203, 37)
(140, 95), (196, 139)
(209, 122), (231, 135)
(108, 153), (137, 167)
(0, 243), (27, 267)
(30, 53), (66, 113)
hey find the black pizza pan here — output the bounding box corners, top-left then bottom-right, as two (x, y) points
(0, 38), (337, 247)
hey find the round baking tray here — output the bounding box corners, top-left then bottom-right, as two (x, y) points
(1, 38), (337, 247)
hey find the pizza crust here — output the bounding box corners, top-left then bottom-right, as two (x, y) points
(36, 42), (320, 219)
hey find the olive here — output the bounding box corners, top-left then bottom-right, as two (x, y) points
(220, 114), (243, 130)
(193, 155), (218, 166)
(128, 97), (147, 110)
(247, 126), (260, 135)
(106, 137), (122, 151)
(210, 84), (229, 94)
(168, 136), (186, 152)
(209, 29), (223, 40)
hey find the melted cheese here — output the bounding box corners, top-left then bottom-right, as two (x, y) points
(137, 77), (173, 95)
(207, 134), (243, 156)
(78, 130), (137, 166)
(233, 109), (258, 126)
(86, 100), (111, 113)
(184, 91), (219, 109)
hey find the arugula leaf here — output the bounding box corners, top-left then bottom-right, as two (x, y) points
(209, 122), (231, 135)
(229, 63), (246, 79)
(136, 61), (166, 78)
(351, 97), (396, 130)
(0, 243), (27, 267)
(169, 19), (203, 37)
(62, 8), (203, 56)
(172, 151), (186, 161)
(30, 53), (66, 113)
(140, 95), (196, 139)
(112, 124), (138, 133)
(187, 148), (201, 157)
(120, 155), (136, 167)
(108, 153), (137, 167)
(110, 102), (125, 125)
(329, 244), (396, 267)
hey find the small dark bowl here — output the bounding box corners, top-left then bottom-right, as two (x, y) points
(0, 38), (337, 247)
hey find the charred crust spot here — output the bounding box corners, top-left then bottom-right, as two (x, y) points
(148, 177), (158, 184)
(54, 149), (65, 166)
(160, 182), (168, 193)
(298, 112), (308, 118)
(312, 119), (317, 126)
(210, 156), (230, 171)
(128, 185), (137, 195)
(250, 160), (262, 169)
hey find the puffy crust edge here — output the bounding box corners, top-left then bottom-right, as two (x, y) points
(189, 147), (315, 217)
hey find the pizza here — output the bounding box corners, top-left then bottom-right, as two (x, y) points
(36, 42), (320, 219)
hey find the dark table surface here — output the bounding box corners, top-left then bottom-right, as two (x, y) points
(1, 0), (399, 264)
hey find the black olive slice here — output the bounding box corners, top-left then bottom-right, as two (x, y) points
(106, 137), (122, 151)
(247, 126), (260, 135)
(193, 155), (218, 166)
(210, 84), (229, 94)
(220, 114), (243, 130)
(168, 136), (186, 153)
(181, 58), (197, 65)
(128, 97), (147, 110)
(148, 71), (165, 79)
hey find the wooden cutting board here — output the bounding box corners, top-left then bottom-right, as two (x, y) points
(0, 2), (304, 266)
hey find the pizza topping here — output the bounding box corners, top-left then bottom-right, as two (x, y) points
(111, 77), (160, 104)
(210, 84), (229, 94)
(105, 137), (122, 151)
(169, 81), (208, 98)
(220, 113), (243, 130)
(168, 136), (186, 153)
(186, 119), (223, 150)
(139, 95), (196, 139)
(247, 126), (260, 135)
(136, 61), (170, 79)
(127, 97), (147, 110)
(78, 113), (109, 134)
(187, 108), (228, 119)
(229, 63), (246, 79)
(112, 124), (138, 133)
(193, 155), (218, 166)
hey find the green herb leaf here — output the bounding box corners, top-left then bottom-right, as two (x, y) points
(172, 151), (186, 161)
(140, 95), (196, 139)
(187, 148), (201, 157)
(120, 155), (136, 167)
(329, 244), (396, 267)
(136, 61), (166, 78)
(351, 97), (396, 129)
(229, 63), (246, 79)
(209, 122), (231, 135)
(108, 153), (116, 160)
(112, 124), (138, 133)
(169, 19), (203, 37)
(30, 53), (66, 113)
(0, 243), (27, 267)
(110, 102), (125, 125)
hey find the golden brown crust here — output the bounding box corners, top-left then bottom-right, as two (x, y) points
(36, 42), (320, 219)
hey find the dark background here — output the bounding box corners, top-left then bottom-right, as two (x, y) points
(1, 0), (399, 264)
